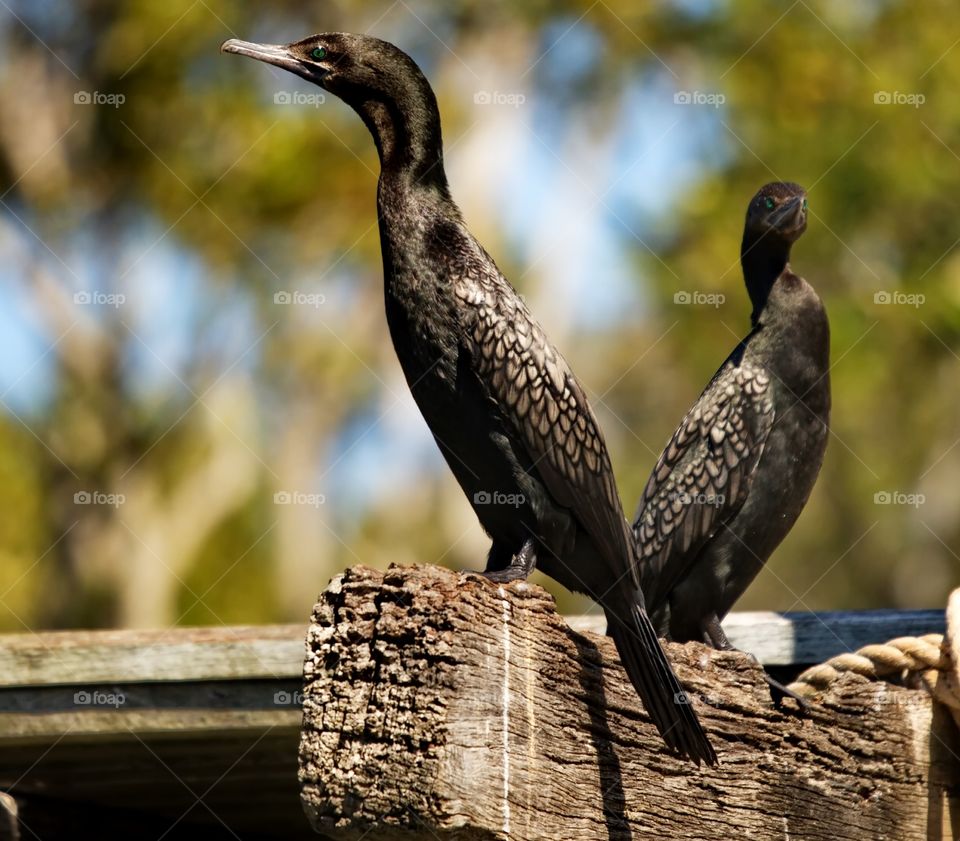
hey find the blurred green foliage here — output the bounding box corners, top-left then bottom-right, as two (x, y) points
(0, 0), (957, 631)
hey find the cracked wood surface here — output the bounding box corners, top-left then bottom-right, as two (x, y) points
(300, 564), (960, 841)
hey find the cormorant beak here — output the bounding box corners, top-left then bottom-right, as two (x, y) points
(220, 39), (327, 84)
(769, 195), (806, 233)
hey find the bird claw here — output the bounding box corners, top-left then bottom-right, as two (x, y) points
(478, 538), (537, 584)
(479, 567), (529, 584)
(764, 672), (811, 710)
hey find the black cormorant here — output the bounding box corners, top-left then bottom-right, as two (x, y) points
(222, 32), (716, 764)
(633, 182), (830, 696)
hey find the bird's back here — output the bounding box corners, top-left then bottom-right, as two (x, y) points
(638, 267), (830, 641)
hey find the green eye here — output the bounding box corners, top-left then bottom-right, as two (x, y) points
(802, 198), (808, 211)
(764, 197), (775, 210)
(311, 46), (327, 60)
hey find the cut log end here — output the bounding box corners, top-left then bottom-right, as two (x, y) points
(299, 564), (960, 841)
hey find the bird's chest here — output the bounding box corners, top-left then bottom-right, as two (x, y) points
(383, 271), (463, 400)
(764, 406), (827, 486)
(746, 380), (829, 533)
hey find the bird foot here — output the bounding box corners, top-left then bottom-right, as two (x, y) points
(479, 538), (537, 584)
(764, 672), (811, 710)
(479, 567), (529, 584)
(706, 623), (810, 711)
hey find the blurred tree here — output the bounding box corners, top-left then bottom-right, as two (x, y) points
(0, 0), (956, 631)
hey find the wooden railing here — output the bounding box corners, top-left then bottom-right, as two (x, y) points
(0, 566), (952, 840)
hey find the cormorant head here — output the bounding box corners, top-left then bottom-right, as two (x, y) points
(221, 33), (444, 182)
(221, 33), (431, 117)
(741, 181), (809, 322)
(744, 181), (808, 245)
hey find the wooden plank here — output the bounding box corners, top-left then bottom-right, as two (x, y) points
(0, 682), (302, 742)
(0, 624), (305, 687)
(0, 731), (315, 840)
(300, 564), (960, 841)
(0, 631), (311, 837)
(725, 608), (945, 664)
(0, 678), (314, 838)
(565, 608), (945, 665)
(0, 610), (944, 690)
(0, 630), (311, 836)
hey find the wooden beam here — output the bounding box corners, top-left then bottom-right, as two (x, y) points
(300, 564), (960, 841)
(0, 625), (305, 687)
(0, 683), (311, 838)
(0, 627), (314, 839)
(0, 609), (943, 691)
(0, 587), (947, 838)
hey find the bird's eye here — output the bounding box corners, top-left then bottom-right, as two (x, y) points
(311, 47), (327, 60)
(801, 198), (808, 211)
(764, 197), (775, 210)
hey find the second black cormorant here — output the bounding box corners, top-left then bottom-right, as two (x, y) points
(633, 182), (830, 693)
(221, 33), (716, 764)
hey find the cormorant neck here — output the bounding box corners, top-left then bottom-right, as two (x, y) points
(353, 91), (449, 196)
(740, 230), (792, 325)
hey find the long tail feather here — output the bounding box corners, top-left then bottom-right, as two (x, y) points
(605, 599), (717, 766)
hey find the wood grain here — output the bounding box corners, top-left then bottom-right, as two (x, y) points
(0, 624), (305, 687)
(300, 564), (960, 841)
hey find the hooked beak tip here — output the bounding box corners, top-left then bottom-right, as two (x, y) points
(771, 195), (806, 230)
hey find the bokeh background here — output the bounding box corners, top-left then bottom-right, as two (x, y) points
(0, 0), (956, 632)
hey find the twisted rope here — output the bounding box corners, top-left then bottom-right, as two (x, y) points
(785, 635), (945, 697)
(785, 590), (960, 721)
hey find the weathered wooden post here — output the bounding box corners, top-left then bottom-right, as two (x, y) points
(299, 564), (960, 840)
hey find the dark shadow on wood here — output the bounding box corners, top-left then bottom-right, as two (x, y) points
(926, 702), (960, 841)
(926, 778), (944, 841)
(571, 630), (632, 841)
